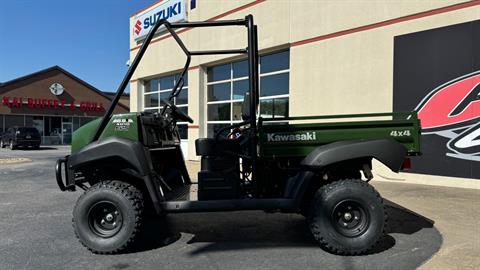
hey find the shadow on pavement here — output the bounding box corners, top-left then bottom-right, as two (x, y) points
(385, 199), (434, 234)
(130, 199), (436, 257)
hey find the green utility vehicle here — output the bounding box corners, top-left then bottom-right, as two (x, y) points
(56, 16), (421, 255)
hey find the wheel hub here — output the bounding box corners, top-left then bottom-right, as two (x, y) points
(332, 200), (370, 237)
(88, 201), (123, 238)
(105, 213), (114, 222)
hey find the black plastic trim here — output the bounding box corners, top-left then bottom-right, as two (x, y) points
(68, 137), (164, 214)
(160, 198), (295, 213)
(300, 138), (407, 172)
(69, 137), (150, 175)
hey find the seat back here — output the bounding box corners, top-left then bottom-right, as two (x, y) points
(195, 138), (239, 156)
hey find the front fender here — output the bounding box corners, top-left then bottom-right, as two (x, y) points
(69, 137), (151, 175)
(301, 138), (407, 173)
(68, 137), (163, 214)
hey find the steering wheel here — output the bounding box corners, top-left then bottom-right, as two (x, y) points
(163, 100), (194, 123)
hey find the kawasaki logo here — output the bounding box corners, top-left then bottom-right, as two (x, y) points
(267, 132), (316, 142)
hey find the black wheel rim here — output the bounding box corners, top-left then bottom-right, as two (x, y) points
(331, 200), (370, 238)
(88, 201), (123, 238)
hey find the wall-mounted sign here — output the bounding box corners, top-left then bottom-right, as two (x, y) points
(393, 19), (480, 179)
(2, 96), (105, 112)
(133, 0), (186, 41)
(49, 83), (65, 96)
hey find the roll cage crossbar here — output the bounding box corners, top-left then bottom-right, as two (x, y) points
(92, 15), (260, 181)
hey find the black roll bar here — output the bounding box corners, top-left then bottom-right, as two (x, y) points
(91, 15), (259, 185)
(169, 19), (246, 28)
(92, 19), (191, 142)
(190, 49), (247, 55)
(246, 15), (259, 185)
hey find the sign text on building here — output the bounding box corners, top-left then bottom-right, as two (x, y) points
(2, 96), (105, 112)
(133, 0), (186, 41)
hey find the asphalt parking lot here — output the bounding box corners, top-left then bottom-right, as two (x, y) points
(0, 147), (478, 270)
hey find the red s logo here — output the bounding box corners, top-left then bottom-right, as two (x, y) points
(134, 20), (142, 35)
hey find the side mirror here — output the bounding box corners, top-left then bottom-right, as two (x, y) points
(241, 92), (251, 121)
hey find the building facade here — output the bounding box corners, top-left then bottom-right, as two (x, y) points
(129, 0), (480, 182)
(0, 66), (129, 144)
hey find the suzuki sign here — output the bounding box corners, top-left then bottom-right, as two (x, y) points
(133, 0), (186, 41)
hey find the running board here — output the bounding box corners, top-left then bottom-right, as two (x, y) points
(160, 198), (296, 213)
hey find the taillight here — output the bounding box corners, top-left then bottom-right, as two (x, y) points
(401, 158), (411, 171)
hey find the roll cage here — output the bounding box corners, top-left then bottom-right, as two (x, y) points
(92, 15), (260, 185)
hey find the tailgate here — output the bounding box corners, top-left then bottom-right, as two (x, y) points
(258, 112), (421, 158)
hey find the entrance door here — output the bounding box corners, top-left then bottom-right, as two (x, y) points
(62, 122), (73, 144)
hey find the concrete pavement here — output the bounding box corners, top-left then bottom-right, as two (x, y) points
(0, 147), (478, 269)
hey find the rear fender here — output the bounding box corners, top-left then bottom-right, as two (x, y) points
(286, 139), (407, 208)
(300, 138), (407, 172)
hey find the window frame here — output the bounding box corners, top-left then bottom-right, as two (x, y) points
(205, 51), (290, 136)
(143, 73), (189, 140)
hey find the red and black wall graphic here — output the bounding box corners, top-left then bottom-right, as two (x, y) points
(394, 20), (480, 179)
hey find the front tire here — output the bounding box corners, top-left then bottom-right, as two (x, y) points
(308, 179), (386, 255)
(73, 180), (144, 254)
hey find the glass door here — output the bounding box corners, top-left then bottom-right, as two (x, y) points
(61, 122), (73, 145)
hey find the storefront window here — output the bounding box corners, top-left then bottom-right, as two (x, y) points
(0, 115), (4, 132)
(62, 117), (72, 123)
(25, 115), (34, 127)
(5, 115), (24, 130)
(206, 50), (290, 137)
(144, 73), (188, 139)
(33, 116), (44, 136)
(41, 117), (62, 145)
(73, 118), (80, 131)
(23, 115), (43, 136)
(207, 123), (230, 138)
(0, 114), (98, 144)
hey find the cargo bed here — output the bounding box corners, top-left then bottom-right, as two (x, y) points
(258, 112), (421, 158)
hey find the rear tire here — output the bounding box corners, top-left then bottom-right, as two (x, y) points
(308, 179), (386, 255)
(73, 180), (144, 254)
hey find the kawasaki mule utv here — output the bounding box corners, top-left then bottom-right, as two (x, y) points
(56, 15), (421, 255)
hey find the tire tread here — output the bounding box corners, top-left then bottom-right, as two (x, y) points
(309, 179), (387, 255)
(72, 180), (144, 254)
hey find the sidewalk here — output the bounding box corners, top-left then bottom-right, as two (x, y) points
(373, 181), (479, 270)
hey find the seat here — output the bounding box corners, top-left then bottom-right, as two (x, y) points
(195, 138), (239, 156)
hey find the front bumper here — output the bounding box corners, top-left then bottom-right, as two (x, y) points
(55, 156), (75, 191)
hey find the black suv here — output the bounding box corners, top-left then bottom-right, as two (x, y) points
(0, 127), (41, 150)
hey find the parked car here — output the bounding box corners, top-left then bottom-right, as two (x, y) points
(0, 127), (41, 150)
